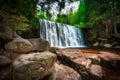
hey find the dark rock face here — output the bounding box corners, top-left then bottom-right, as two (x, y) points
(0, 56), (11, 66)
(0, 15), (3, 22)
(0, 66), (11, 80)
(0, 55), (12, 80)
(0, 17), (13, 42)
(28, 38), (50, 52)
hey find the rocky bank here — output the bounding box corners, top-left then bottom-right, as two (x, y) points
(0, 16), (81, 80)
(0, 16), (120, 80)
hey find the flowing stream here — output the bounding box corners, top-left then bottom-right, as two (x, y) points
(39, 19), (86, 48)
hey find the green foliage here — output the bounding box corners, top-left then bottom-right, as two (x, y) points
(84, 0), (120, 27)
(56, 14), (69, 24)
(0, 0), (40, 37)
(0, 0), (39, 29)
(55, 0), (86, 28)
(36, 10), (53, 20)
(77, 1), (86, 22)
(36, 11), (46, 19)
(69, 1), (86, 28)
(36, 0), (120, 29)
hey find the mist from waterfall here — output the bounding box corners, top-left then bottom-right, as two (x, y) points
(39, 19), (86, 48)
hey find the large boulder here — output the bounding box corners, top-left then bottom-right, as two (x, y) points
(98, 51), (120, 71)
(12, 51), (56, 80)
(104, 44), (112, 48)
(56, 48), (103, 79)
(0, 18), (13, 41)
(5, 38), (33, 53)
(28, 38), (50, 51)
(50, 63), (81, 80)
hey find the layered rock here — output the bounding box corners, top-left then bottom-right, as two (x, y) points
(98, 51), (120, 71)
(12, 51), (56, 80)
(56, 48), (120, 80)
(50, 63), (81, 80)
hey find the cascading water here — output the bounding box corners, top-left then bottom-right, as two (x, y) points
(39, 19), (86, 48)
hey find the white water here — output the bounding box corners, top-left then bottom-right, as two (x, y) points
(39, 19), (86, 48)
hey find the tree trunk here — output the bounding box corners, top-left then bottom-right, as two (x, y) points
(114, 22), (118, 35)
(105, 21), (109, 38)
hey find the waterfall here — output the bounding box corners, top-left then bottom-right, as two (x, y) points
(39, 19), (86, 48)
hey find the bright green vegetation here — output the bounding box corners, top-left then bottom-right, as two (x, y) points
(56, 0), (120, 41)
(56, 0), (120, 28)
(0, 0), (120, 40)
(36, 0), (120, 28)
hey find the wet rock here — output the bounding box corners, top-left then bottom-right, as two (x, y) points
(73, 58), (92, 68)
(89, 64), (103, 79)
(98, 51), (120, 71)
(50, 63), (81, 80)
(104, 44), (112, 48)
(12, 51), (56, 80)
(5, 38), (33, 53)
(73, 57), (103, 79)
(0, 56), (11, 66)
(56, 48), (102, 79)
(98, 51), (120, 61)
(28, 38), (50, 51)
(93, 42), (99, 47)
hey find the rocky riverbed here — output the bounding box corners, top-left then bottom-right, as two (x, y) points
(56, 48), (120, 80)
